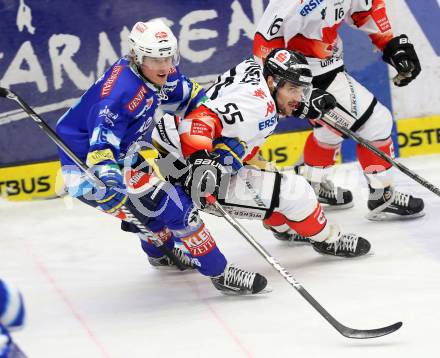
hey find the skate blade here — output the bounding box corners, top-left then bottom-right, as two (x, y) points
(287, 240), (311, 247)
(366, 210), (425, 222)
(319, 201), (354, 211)
(220, 286), (273, 296)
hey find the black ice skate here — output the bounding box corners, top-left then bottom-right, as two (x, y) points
(367, 186), (425, 221)
(148, 247), (196, 270)
(310, 179), (354, 210)
(211, 264), (269, 295)
(264, 224), (310, 244)
(312, 234), (371, 258)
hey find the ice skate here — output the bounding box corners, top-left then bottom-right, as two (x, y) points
(310, 179), (354, 210)
(264, 224), (310, 244)
(211, 264), (269, 295)
(312, 233), (371, 258)
(367, 186), (424, 221)
(148, 247), (196, 270)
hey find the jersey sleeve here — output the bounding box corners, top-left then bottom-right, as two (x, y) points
(346, 0), (394, 50)
(161, 66), (208, 117)
(178, 105), (222, 158)
(253, 0), (300, 63)
(86, 98), (129, 166)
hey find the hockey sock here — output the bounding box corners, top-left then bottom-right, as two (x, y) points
(179, 224), (227, 277)
(264, 203), (329, 242)
(357, 138), (394, 190)
(304, 132), (340, 168)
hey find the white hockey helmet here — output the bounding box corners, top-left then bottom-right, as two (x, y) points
(128, 19), (179, 67)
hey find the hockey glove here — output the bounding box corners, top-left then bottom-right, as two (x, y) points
(213, 137), (247, 172)
(94, 162), (128, 214)
(382, 34), (421, 87)
(293, 88), (337, 120)
(184, 150), (226, 208)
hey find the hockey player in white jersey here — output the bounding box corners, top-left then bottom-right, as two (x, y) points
(152, 49), (371, 257)
(253, 0), (423, 220)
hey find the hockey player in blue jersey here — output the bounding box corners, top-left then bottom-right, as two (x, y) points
(0, 279), (26, 358)
(56, 19), (268, 295)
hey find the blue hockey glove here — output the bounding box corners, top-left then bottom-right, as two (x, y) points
(94, 163), (128, 214)
(213, 137), (247, 172)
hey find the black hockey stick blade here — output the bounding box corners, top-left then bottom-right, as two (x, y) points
(336, 321), (402, 339)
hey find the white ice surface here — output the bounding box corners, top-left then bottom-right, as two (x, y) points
(1, 154), (440, 358)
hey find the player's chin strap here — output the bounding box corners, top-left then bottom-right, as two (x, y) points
(205, 194), (402, 339)
(0, 86), (186, 271)
(318, 108), (440, 198)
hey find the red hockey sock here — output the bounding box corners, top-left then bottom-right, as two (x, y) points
(303, 132), (340, 167)
(357, 138), (394, 174)
(264, 203), (327, 239)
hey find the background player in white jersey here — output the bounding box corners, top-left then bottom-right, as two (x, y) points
(56, 19), (268, 296)
(152, 48), (371, 258)
(253, 0), (423, 220)
(0, 279), (26, 358)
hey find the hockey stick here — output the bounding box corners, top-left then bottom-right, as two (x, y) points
(206, 195), (402, 339)
(320, 108), (440, 197)
(0, 87), (186, 270)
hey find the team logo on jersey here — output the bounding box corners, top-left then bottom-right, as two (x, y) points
(127, 85), (148, 112)
(265, 101), (275, 116)
(101, 65), (123, 97)
(299, 0), (325, 17)
(253, 88), (267, 99)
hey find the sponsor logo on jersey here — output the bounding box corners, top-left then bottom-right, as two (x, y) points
(300, 0), (325, 17)
(371, 6), (391, 32)
(101, 65), (123, 97)
(259, 115), (277, 131)
(190, 120), (212, 137)
(181, 224), (216, 257)
(125, 169), (154, 194)
(98, 106), (119, 126)
(127, 85), (148, 112)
